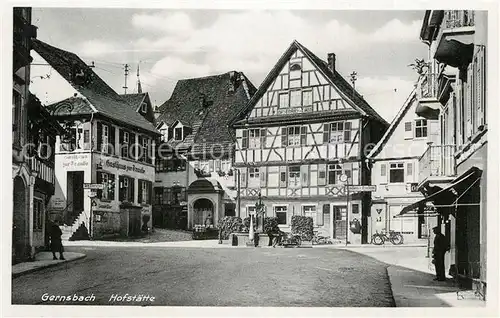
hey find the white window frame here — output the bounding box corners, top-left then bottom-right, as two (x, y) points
(302, 204), (318, 226)
(290, 90), (301, 107)
(279, 93), (289, 108)
(389, 162), (405, 184)
(288, 166), (301, 188)
(142, 180), (148, 204)
(289, 63), (302, 80)
(249, 129), (261, 149)
(330, 122), (344, 144)
(160, 128), (168, 141)
(274, 205), (288, 226)
(102, 124), (109, 152)
(287, 126), (301, 146)
(249, 167), (260, 180)
(302, 90), (312, 106)
(141, 102), (147, 113)
(327, 164), (342, 185)
(246, 205), (257, 218)
(123, 131), (129, 143)
(414, 119), (428, 138)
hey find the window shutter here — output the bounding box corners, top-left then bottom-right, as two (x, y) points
(148, 182), (152, 204)
(96, 172), (103, 198)
(380, 163), (388, 184)
(301, 165), (309, 187)
(465, 67), (473, 138)
(83, 122), (91, 150)
(138, 180), (143, 204)
(260, 129), (267, 148)
(281, 128), (288, 147)
(209, 160), (214, 172)
(300, 126), (307, 146)
(318, 164), (327, 186)
(478, 46), (485, 127)
(404, 122), (413, 140)
(406, 162), (414, 183)
(119, 176), (125, 201)
(242, 130), (248, 149)
(96, 122), (102, 151)
(323, 124), (330, 143)
(129, 132), (136, 158)
(215, 159), (221, 171)
(344, 122), (352, 142)
(279, 166), (287, 187)
(129, 178), (135, 203)
(317, 209), (324, 226)
(260, 166), (267, 187)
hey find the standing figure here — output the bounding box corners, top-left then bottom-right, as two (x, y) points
(432, 226), (449, 281)
(49, 220), (65, 260)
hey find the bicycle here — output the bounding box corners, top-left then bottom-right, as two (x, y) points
(371, 229), (404, 245)
(312, 231), (333, 245)
(278, 232), (302, 247)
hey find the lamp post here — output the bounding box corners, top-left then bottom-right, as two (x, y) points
(255, 192), (265, 233)
(339, 173), (350, 246)
(88, 190), (97, 238)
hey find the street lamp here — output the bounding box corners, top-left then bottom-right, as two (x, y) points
(339, 173), (350, 246)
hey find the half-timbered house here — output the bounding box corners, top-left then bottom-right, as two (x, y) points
(231, 41), (389, 244)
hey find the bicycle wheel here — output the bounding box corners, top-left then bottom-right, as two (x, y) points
(371, 234), (384, 245)
(296, 237), (302, 246)
(391, 234), (404, 245)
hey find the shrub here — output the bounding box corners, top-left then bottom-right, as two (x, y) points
(217, 216), (243, 240)
(263, 217), (280, 234)
(291, 215), (314, 241)
(243, 216), (256, 232)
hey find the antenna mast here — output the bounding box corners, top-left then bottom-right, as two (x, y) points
(123, 64), (129, 94)
(137, 63), (143, 94)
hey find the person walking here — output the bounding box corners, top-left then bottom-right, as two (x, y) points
(432, 226), (449, 281)
(49, 219), (65, 260)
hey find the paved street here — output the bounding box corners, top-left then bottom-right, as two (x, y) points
(12, 246), (395, 307)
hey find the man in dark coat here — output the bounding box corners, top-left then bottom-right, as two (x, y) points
(432, 226), (449, 281)
(49, 220), (65, 260)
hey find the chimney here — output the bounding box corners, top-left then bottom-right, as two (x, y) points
(327, 53), (336, 73)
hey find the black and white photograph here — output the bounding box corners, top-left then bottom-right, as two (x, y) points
(3, 1), (499, 316)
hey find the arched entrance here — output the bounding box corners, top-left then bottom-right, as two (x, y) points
(13, 176), (27, 263)
(193, 198), (214, 227)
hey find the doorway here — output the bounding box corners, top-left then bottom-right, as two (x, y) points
(67, 171), (84, 224)
(193, 198), (214, 227)
(332, 206), (347, 239)
(13, 176), (27, 263)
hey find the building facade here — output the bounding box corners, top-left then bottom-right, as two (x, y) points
(398, 10), (487, 298)
(30, 40), (159, 240)
(154, 71), (256, 230)
(232, 41), (388, 244)
(12, 7), (40, 263)
(367, 89), (440, 244)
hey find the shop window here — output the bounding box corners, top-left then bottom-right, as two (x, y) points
(97, 172), (116, 201)
(274, 206), (288, 225)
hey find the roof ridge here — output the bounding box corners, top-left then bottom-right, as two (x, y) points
(367, 89), (417, 159)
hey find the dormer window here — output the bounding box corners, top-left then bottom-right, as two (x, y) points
(141, 102), (147, 113)
(174, 127), (183, 141)
(160, 128), (168, 141)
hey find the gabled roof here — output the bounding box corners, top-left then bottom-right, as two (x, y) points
(32, 39), (159, 134)
(156, 71), (256, 154)
(367, 89), (417, 159)
(119, 93), (147, 111)
(232, 40), (389, 127)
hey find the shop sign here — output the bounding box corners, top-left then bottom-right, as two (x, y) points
(62, 154), (89, 169)
(104, 159), (147, 174)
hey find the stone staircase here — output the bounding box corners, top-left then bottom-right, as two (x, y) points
(61, 210), (90, 241)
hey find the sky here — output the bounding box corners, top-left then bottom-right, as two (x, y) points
(31, 8), (428, 122)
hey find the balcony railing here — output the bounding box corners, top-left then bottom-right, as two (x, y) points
(419, 144), (456, 183)
(443, 10), (475, 29)
(30, 156), (55, 184)
(418, 72), (439, 100)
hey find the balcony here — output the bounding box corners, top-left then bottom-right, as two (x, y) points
(416, 72), (440, 120)
(434, 10), (475, 68)
(418, 143), (456, 191)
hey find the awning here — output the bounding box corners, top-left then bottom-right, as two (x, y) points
(395, 167), (482, 218)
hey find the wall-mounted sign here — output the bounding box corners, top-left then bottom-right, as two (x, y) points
(104, 159), (146, 174)
(84, 183), (104, 190)
(52, 197), (66, 209)
(349, 185), (377, 192)
(409, 183), (419, 192)
(62, 154), (89, 169)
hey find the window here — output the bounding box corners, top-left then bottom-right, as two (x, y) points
(303, 90), (312, 106)
(415, 119), (428, 138)
(303, 205), (317, 226)
(97, 172), (116, 200)
(275, 206), (288, 225)
(247, 206), (256, 218)
(119, 176), (135, 202)
(141, 102), (147, 113)
(102, 125), (109, 153)
(290, 90), (301, 107)
(141, 137), (149, 162)
(166, 158), (186, 172)
(174, 127), (183, 141)
(287, 126), (301, 146)
(389, 163), (405, 183)
(279, 93), (289, 108)
(123, 132), (129, 143)
(249, 168), (260, 180)
(249, 129), (261, 149)
(155, 159), (168, 172)
(352, 204), (359, 214)
(12, 90), (21, 137)
(154, 187), (163, 205)
(221, 160), (231, 173)
(324, 121), (352, 144)
(404, 121), (413, 140)
(138, 180), (152, 205)
(160, 128), (168, 141)
(328, 164), (342, 185)
(288, 166), (301, 187)
(290, 63), (302, 79)
(33, 198), (43, 231)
